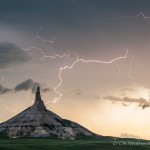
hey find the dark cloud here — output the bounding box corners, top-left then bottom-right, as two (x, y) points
(139, 104), (150, 109)
(0, 79), (51, 95)
(0, 41), (30, 68)
(0, 0), (149, 19)
(14, 79), (35, 92)
(104, 95), (150, 109)
(0, 0), (149, 59)
(0, 84), (12, 94)
(14, 79), (51, 94)
(104, 95), (146, 103)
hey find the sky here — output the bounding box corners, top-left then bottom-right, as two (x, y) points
(1, 0), (150, 139)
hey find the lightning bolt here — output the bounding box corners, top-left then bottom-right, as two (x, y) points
(22, 47), (70, 60)
(122, 12), (150, 19)
(0, 30), (70, 119)
(23, 27), (70, 60)
(0, 28), (131, 121)
(22, 28), (129, 103)
(0, 35), (131, 123)
(111, 12), (150, 86)
(128, 55), (135, 84)
(37, 27), (54, 44)
(113, 12), (150, 20)
(48, 49), (129, 103)
(0, 13), (147, 123)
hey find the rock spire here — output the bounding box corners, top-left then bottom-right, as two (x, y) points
(34, 86), (46, 110)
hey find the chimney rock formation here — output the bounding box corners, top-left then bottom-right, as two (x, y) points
(0, 86), (94, 138)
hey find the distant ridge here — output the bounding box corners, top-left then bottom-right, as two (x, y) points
(0, 86), (94, 139)
(120, 133), (141, 139)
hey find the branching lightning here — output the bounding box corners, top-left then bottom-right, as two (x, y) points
(0, 30), (71, 118)
(48, 49), (129, 103)
(23, 27), (70, 60)
(0, 28), (131, 121)
(23, 47), (70, 60)
(0, 8), (149, 123)
(111, 12), (150, 86)
(0, 26), (132, 123)
(121, 12), (150, 19)
(128, 55), (135, 83)
(112, 12), (150, 20)
(37, 27), (54, 44)
(22, 31), (130, 104)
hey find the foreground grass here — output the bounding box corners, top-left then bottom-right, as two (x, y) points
(0, 137), (150, 150)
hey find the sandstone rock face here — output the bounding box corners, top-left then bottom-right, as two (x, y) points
(31, 127), (50, 137)
(0, 86), (94, 139)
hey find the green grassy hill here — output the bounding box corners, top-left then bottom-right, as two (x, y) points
(0, 137), (150, 150)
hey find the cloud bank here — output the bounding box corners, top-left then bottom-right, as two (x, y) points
(14, 79), (51, 93)
(15, 79), (35, 92)
(104, 95), (150, 109)
(0, 41), (30, 68)
(0, 79), (51, 95)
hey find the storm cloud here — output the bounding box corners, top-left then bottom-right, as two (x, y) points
(14, 79), (35, 92)
(14, 79), (51, 94)
(104, 95), (150, 109)
(0, 79), (51, 95)
(0, 41), (30, 68)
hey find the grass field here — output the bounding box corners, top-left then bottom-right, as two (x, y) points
(0, 137), (150, 150)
